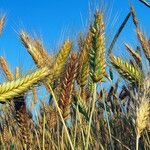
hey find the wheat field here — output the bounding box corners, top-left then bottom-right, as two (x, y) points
(0, 3), (149, 150)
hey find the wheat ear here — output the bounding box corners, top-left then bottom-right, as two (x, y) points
(125, 43), (142, 63)
(136, 76), (150, 150)
(0, 15), (5, 34)
(0, 56), (14, 81)
(45, 40), (71, 91)
(77, 27), (92, 87)
(110, 54), (143, 86)
(89, 10), (106, 83)
(137, 29), (150, 61)
(14, 96), (31, 147)
(51, 40), (71, 80)
(20, 31), (44, 67)
(33, 39), (52, 64)
(59, 53), (77, 120)
(15, 67), (20, 79)
(130, 4), (138, 28)
(0, 67), (49, 102)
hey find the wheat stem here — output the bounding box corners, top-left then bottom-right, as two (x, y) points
(136, 136), (139, 150)
(47, 84), (74, 150)
(42, 113), (46, 150)
(85, 83), (96, 150)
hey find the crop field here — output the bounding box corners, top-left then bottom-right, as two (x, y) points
(0, 1), (149, 150)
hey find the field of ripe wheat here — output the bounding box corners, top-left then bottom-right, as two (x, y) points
(0, 1), (149, 150)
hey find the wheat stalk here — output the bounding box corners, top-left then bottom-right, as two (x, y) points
(108, 11), (131, 55)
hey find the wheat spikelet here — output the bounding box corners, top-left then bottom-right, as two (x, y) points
(130, 4), (138, 28)
(59, 53), (77, 120)
(137, 29), (150, 61)
(89, 11), (106, 83)
(136, 76), (150, 147)
(110, 55), (143, 85)
(0, 15), (5, 34)
(0, 56), (14, 81)
(0, 67), (49, 102)
(77, 27), (92, 87)
(125, 43), (142, 63)
(20, 31), (44, 67)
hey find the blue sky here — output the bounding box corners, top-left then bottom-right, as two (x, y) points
(0, 0), (150, 75)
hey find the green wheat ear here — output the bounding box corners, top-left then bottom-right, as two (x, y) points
(110, 54), (143, 86)
(89, 10), (106, 83)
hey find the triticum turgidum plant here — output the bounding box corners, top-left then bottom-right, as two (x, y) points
(0, 4), (149, 150)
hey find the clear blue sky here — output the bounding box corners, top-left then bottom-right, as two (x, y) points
(0, 0), (150, 75)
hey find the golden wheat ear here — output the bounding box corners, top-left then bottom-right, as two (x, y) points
(77, 26), (92, 88)
(20, 31), (44, 67)
(0, 67), (49, 103)
(45, 39), (72, 89)
(0, 56), (14, 81)
(136, 76), (150, 149)
(130, 4), (138, 28)
(0, 15), (5, 35)
(137, 29), (150, 62)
